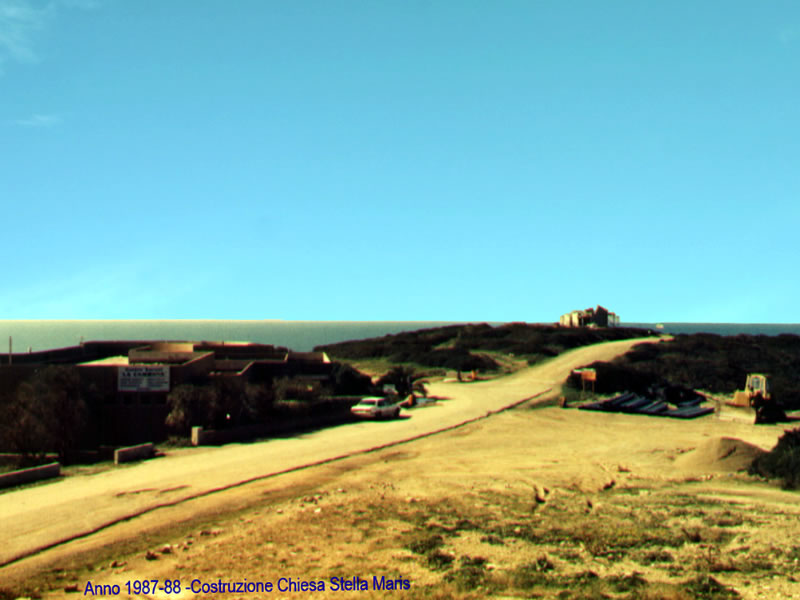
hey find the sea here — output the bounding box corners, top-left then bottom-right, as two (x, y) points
(0, 321), (798, 354)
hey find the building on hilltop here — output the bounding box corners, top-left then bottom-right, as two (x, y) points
(559, 306), (620, 328)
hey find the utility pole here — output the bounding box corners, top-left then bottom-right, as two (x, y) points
(8, 336), (12, 365)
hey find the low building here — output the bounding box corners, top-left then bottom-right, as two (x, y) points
(0, 340), (335, 446)
(559, 306), (620, 328)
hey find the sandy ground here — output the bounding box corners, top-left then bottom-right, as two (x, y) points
(3, 336), (799, 599)
(0, 337), (658, 568)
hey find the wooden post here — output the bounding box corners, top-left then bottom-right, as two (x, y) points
(8, 336), (11, 365)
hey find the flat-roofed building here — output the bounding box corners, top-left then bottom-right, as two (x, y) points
(559, 306), (620, 328)
(0, 340), (335, 446)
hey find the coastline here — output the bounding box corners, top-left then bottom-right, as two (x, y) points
(1, 321), (799, 355)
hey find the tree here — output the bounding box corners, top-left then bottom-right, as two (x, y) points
(330, 362), (373, 395)
(165, 384), (220, 434)
(272, 377), (324, 402)
(376, 366), (427, 398)
(242, 383), (274, 423)
(3, 366), (88, 464)
(166, 378), (273, 433)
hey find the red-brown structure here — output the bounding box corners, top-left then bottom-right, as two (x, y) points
(0, 340), (334, 446)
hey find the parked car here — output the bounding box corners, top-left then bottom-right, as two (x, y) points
(351, 396), (401, 419)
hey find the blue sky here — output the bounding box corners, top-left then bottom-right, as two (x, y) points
(2, 1), (799, 322)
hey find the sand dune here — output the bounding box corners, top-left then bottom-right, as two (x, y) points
(674, 436), (767, 472)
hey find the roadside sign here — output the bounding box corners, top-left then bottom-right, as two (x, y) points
(118, 366), (170, 392)
(573, 368), (597, 393)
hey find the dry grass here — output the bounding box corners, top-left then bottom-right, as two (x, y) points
(14, 479), (772, 599)
(6, 406), (800, 599)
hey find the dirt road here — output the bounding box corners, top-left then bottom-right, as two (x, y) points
(0, 337), (660, 569)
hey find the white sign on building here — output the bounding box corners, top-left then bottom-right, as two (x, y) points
(118, 366), (170, 392)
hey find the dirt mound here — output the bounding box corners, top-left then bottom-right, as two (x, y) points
(674, 437), (766, 472)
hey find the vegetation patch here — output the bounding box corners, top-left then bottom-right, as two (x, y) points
(512, 555), (556, 589)
(683, 574), (742, 599)
(426, 549), (455, 571)
(0, 588), (17, 600)
(749, 428), (800, 489)
(407, 534), (444, 555)
(636, 549), (674, 565)
(317, 323), (652, 373)
(564, 333), (800, 410)
(479, 534), (504, 545)
(443, 555), (489, 591)
(606, 571), (648, 593)
(703, 511), (746, 528)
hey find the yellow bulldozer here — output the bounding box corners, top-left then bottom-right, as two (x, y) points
(723, 373), (785, 424)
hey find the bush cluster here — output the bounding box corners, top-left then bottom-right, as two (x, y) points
(749, 429), (800, 489)
(376, 366), (427, 398)
(0, 366), (89, 464)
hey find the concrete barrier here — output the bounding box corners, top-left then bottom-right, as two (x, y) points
(192, 425), (266, 446)
(0, 462), (61, 489)
(191, 410), (359, 446)
(114, 443), (155, 465)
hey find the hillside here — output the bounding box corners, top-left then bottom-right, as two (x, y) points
(315, 323), (655, 373)
(565, 333), (800, 410)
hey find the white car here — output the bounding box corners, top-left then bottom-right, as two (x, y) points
(351, 396), (401, 419)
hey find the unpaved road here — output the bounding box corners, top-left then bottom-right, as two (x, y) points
(0, 337), (660, 569)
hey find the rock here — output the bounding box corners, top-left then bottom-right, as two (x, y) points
(145, 550), (159, 561)
(63, 584), (79, 593)
(110, 560), (127, 568)
(160, 544), (173, 554)
(337, 488), (346, 493)
(405, 497), (417, 503)
(314, 508), (322, 514)
(534, 485), (549, 503)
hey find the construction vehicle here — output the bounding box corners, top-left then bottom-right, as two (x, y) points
(723, 374), (785, 424)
